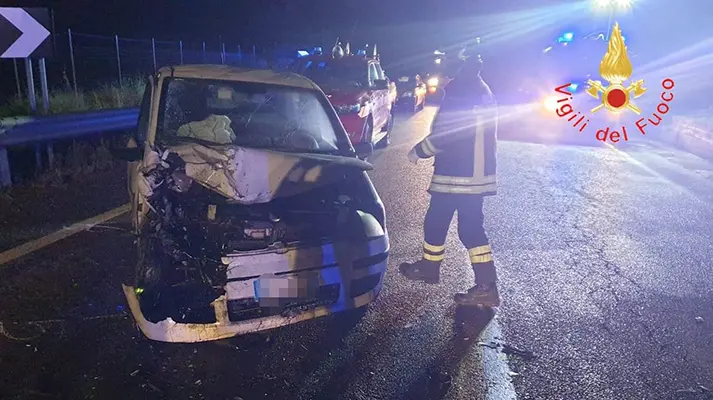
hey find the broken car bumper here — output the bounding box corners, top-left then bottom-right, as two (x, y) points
(123, 233), (389, 343)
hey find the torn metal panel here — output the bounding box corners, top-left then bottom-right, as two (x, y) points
(139, 142), (365, 205)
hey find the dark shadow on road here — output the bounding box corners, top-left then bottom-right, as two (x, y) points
(402, 305), (495, 400)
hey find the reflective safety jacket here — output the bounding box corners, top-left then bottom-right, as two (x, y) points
(414, 76), (498, 196)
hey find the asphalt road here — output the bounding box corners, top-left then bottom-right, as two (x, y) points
(1, 106), (713, 400)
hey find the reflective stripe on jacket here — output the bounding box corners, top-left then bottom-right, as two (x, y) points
(414, 77), (498, 195)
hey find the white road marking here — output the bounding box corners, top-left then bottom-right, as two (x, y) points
(0, 204), (130, 267)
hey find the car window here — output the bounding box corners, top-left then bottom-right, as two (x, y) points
(374, 63), (386, 80)
(135, 81), (152, 145)
(156, 78), (349, 153)
(368, 63), (379, 85)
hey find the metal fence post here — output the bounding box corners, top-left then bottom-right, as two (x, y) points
(252, 45), (256, 65)
(179, 40), (184, 64)
(202, 41), (206, 62)
(115, 35), (122, 86)
(221, 42), (226, 64)
(25, 59), (37, 113)
(13, 59), (22, 100)
(238, 45), (242, 64)
(39, 59), (50, 114)
(0, 147), (11, 187)
(39, 58), (54, 169)
(151, 38), (157, 72)
(25, 59), (41, 174)
(68, 28), (78, 100)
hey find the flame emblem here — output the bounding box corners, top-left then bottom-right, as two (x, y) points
(586, 23), (646, 114)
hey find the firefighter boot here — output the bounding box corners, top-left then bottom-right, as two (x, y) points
(398, 259), (441, 284)
(453, 283), (500, 307)
(454, 260), (500, 307)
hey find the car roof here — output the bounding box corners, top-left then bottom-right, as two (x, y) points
(156, 65), (321, 90)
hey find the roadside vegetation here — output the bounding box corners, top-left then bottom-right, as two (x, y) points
(0, 77), (145, 118)
(0, 79), (142, 192)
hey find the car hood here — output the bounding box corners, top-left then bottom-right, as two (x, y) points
(139, 142), (372, 205)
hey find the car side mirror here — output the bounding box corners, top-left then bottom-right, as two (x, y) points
(110, 146), (143, 162)
(353, 142), (374, 159)
(372, 79), (388, 90)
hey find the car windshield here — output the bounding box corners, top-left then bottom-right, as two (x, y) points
(156, 78), (350, 154)
(297, 60), (365, 87)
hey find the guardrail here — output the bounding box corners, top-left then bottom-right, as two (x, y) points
(0, 108), (139, 187)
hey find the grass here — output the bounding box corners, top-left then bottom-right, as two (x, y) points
(33, 137), (124, 188)
(0, 77), (145, 118)
(0, 78), (142, 190)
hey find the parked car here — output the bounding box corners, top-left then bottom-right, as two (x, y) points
(393, 74), (427, 113)
(113, 65), (389, 343)
(293, 45), (396, 148)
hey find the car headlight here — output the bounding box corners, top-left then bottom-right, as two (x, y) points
(335, 104), (361, 114)
(402, 91), (413, 97)
(427, 77), (439, 87)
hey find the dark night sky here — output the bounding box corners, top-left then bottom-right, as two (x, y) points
(3, 0), (569, 45)
(6, 0), (472, 39)
(2, 0), (709, 80)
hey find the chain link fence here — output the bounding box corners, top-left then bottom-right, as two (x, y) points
(1, 30), (270, 102)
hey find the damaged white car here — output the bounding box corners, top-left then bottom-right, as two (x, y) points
(113, 65), (389, 343)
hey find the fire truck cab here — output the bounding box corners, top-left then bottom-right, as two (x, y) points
(294, 43), (396, 147)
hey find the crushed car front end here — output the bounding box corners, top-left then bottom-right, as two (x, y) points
(125, 145), (388, 343)
(123, 66), (389, 343)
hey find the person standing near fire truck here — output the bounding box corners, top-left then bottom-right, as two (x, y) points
(399, 49), (500, 307)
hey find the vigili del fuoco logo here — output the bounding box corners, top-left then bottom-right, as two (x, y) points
(552, 22), (675, 143)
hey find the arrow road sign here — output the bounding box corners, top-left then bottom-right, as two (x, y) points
(0, 7), (52, 59)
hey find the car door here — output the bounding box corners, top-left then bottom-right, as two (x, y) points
(415, 75), (426, 105)
(377, 63), (396, 107)
(128, 77), (154, 232)
(367, 62), (386, 134)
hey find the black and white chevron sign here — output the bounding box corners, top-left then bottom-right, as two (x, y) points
(0, 7), (52, 59)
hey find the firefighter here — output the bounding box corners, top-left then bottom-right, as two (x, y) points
(399, 49), (500, 307)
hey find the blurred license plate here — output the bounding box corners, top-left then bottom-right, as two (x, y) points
(254, 275), (319, 307)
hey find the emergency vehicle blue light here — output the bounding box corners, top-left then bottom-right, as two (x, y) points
(569, 83), (579, 92)
(297, 50), (310, 57)
(557, 32), (574, 43)
(356, 49), (366, 56)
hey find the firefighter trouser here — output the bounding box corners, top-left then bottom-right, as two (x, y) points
(422, 192), (497, 285)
